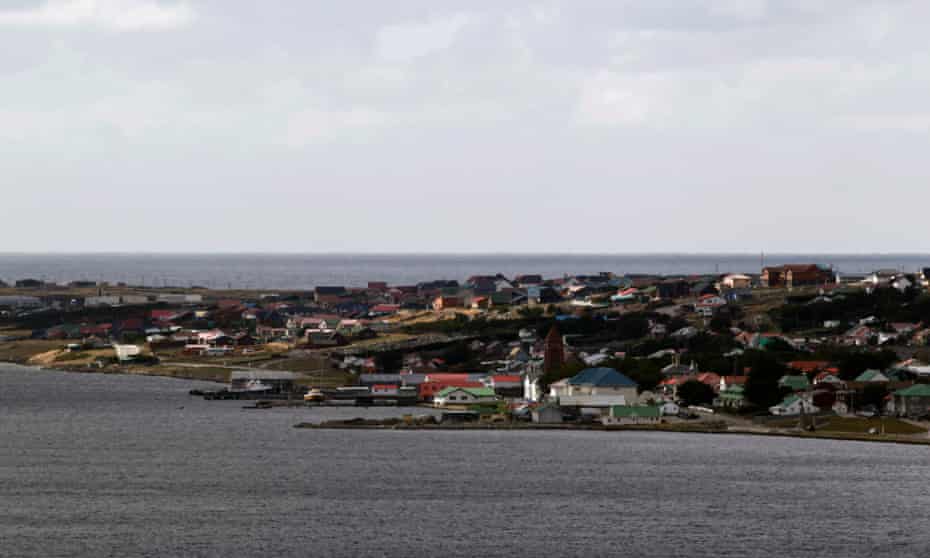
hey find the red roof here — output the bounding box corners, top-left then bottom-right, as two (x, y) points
(788, 361), (830, 373)
(721, 375), (747, 385)
(371, 304), (400, 313)
(424, 373), (472, 383)
(491, 375), (521, 384)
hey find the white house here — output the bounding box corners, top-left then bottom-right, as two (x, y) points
(113, 344), (141, 362)
(551, 367), (639, 408)
(719, 274), (752, 290)
(433, 387), (498, 407)
(769, 394), (818, 416)
(695, 294), (727, 317)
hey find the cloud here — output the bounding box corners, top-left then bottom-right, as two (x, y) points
(0, 0), (194, 31)
(375, 13), (475, 62)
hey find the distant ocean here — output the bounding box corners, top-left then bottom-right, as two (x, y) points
(1, 253), (928, 291)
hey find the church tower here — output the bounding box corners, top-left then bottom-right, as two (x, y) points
(543, 324), (565, 375)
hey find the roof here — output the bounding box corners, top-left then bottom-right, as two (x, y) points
(721, 375), (748, 385)
(854, 369), (888, 382)
(436, 387), (496, 398)
(610, 405), (661, 418)
(490, 375), (521, 385)
(718, 385), (745, 400)
(894, 384), (930, 397)
(778, 375), (810, 390)
(568, 367), (638, 388)
(775, 394), (801, 408)
(788, 361), (831, 373)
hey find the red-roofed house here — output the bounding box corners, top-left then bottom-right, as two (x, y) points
(419, 374), (483, 401)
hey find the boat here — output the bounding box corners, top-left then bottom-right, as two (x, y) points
(304, 388), (325, 403)
(230, 379), (273, 394)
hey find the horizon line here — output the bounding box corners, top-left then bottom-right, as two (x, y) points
(3, 251), (930, 257)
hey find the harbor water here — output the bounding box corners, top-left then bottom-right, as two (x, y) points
(2, 364), (929, 557)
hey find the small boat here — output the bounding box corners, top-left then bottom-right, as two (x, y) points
(304, 388), (325, 403)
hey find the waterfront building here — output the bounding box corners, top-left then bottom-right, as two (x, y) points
(551, 367), (639, 409)
(433, 387), (498, 407)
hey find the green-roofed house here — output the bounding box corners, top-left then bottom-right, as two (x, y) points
(715, 385), (748, 409)
(778, 375), (810, 392)
(854, 369), (889, 383)
(433, 387), (498, 408)
(603, 405), (661, 425)
(769, 394), (818, 416)
(892, 384), (930, 418)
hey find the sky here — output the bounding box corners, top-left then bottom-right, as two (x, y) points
(2, 0), (929, 254)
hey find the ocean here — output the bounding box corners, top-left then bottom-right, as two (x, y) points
(1, 253), (929, 290)
(2, 364), (929, 557)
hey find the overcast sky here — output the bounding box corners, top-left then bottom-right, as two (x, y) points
(2, 0), (929, 254)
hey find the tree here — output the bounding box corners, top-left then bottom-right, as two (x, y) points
(744, 353), (788, 409)
(540, 359), (585, 394)
(607, 357), (662, 393)
(709, 313), (733, 334)
(677, 380), (716, 407)
(859, 384), (889, 413)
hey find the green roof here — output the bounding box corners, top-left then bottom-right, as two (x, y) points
(894, 384), (930, 397)
(610, 405), (661, 418)
(436, 386), (496, 398)
(775, 394), (801, 408)
(718, 385), (745, 400)
(854, 369), (888, 382)
(778, 375), (810, 390)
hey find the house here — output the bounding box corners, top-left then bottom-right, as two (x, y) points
(369, 304), (400, 316)
(419, 374), (483, 401)
(551, 367), (639, 408)
(483, 375), (523, 397)
(892, 384), (930, 418)
(762, 264), (834, 288)
(602, 405), (661, 425)
(715, 385), (748, 409)
(113, 344), (141, 362)
(656, 400), (681, 415)
(514, 274), (543, 287)
(306, 331), (347, 347)
(433, 387), (498, 407)
(197, 330), (233, 346)
(719, 274), (752, 290)
(719, 375), (748, 392)
(694, 294), (727, 318)
(314, 286), (347, 305)
(432, 295), (463, 311)
(769, 394), (818, 416)
(813, 370), (845, 387)
(531, 403), (564, 424)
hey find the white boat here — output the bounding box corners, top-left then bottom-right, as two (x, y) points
(304, 388), (325, 402)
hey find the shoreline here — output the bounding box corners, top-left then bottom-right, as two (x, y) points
(296, 421), (930, 446)
(0, 360), (226, 384)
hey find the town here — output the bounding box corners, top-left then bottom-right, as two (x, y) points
(4, 264), (930, 439)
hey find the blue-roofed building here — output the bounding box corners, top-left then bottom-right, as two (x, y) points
(551, 367), (640, 409)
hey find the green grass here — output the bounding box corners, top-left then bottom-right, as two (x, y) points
(819, 417), (926, 435)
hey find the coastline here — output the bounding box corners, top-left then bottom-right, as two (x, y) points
(0, 359), (228, 383)
(296, 420), (930, 446)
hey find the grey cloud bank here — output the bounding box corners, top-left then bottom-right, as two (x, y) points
(1, 0), (928, 253)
